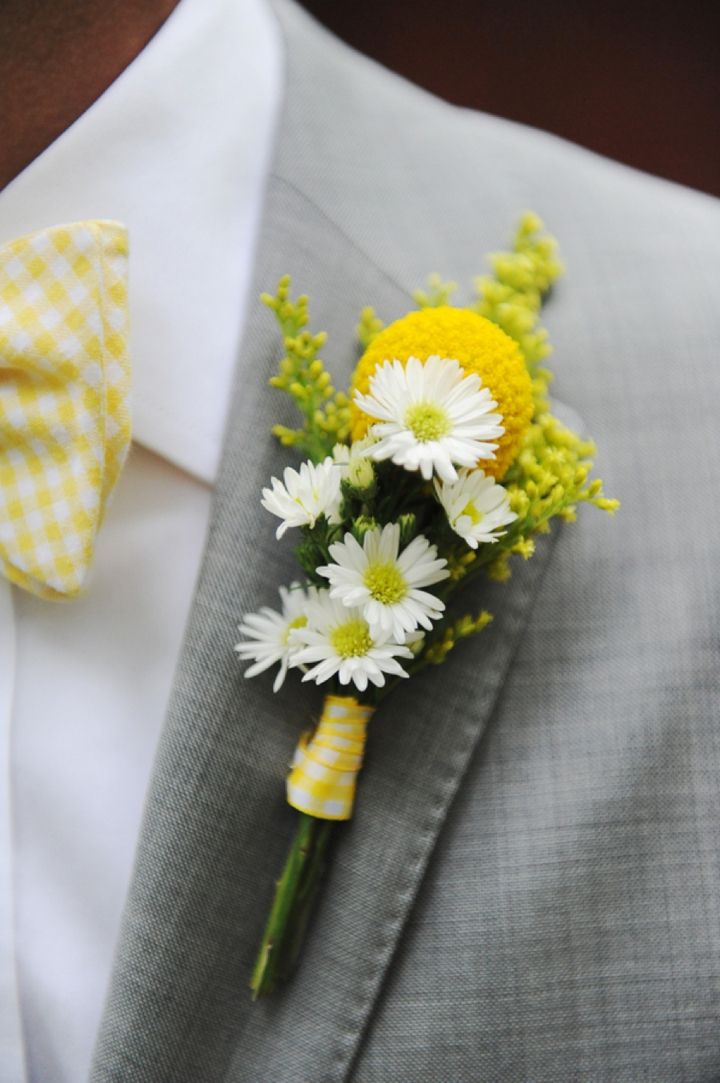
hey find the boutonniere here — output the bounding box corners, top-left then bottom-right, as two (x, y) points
(237, 214), (618, 998)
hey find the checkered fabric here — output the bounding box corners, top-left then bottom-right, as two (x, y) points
(0, 220), (130, 600)
(287, 695), (376, 820)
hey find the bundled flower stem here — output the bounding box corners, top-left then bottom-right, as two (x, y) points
(238, 214), (618, 998)
(251, 812), (333, 998)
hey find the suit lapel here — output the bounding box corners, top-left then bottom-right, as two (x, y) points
(92, 5), (563, 1081)
(0, 582), (26, 1082)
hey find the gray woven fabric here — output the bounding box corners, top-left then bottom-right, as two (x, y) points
(91, 2), (720, 1080)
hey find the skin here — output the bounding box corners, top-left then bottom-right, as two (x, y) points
(0, 0), (182, 191)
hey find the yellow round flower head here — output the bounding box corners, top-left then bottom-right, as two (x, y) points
(350, 306), (533, 480)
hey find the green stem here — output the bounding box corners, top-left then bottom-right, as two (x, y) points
(276, 819), (334, 982)
(250, 813), (335, 999)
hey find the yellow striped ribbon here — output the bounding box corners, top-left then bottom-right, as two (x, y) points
(287, 695), (376, 821)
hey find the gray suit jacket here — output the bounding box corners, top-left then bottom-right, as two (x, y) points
(91, 2), (720, 1079)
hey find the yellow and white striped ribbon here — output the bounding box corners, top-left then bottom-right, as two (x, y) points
(287, 695), (376, 821)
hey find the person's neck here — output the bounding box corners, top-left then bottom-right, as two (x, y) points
(0, 0), (181, 192)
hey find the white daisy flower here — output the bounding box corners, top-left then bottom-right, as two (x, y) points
(290, 591), (413, 693)
(261, 457), (343, 539)
(435, 469), (517, 548)
(235, 583), (315, 691)
(353, 355), (505, 483)
(317, 521), (449, 641)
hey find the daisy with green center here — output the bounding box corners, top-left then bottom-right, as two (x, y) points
(317, 522), (449, 642)
(235, 583), (315, 691)
(353, 355), (504, 483)
(290, 591), (414, 693)
(435, 469), (517, 548)
(261, 457), (342, 539)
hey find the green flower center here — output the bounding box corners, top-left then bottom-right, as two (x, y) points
(282, 614), (308, 645)
(330, 618), (374, 658)
(404, 401), (451, 442)
(461, 501), (483, 526)
(364, 561), (407, 605)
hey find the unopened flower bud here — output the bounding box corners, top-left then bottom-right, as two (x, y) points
(351, 515), (378, 542)
(398, 512), (417, 546)
(347, 456), (376, 494)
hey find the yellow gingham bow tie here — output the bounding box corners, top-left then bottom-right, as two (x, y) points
(0, 220), (131, 600)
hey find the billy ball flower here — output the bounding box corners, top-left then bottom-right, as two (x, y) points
(235, 583), (316, 691)
(435, 470), (517, 548)
(350, 306), (533, 479)
(290, 591), (414, 693)
(353, 355), (504, 483)
(317, 521), (449, 642)
(261, 457), (343, 538)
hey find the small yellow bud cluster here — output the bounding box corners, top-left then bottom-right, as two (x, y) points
(473, 213), (564, 408)
(486, 552), (512, 582)
(356, 306), (385, 349)
(264, 277), (351, 460)
(505, 413), (619, 539)
(484, 537), (535, 583)
(412, 273), (458, 310)
(445, 548), (477, 582)
(424, 610), (493, 666)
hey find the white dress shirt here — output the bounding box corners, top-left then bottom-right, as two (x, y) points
(0, 1), (282, 1079)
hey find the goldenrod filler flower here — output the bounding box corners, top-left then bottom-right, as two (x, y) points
(350, 306), (533, 480)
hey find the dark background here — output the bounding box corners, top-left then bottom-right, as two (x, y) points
(299, 0), (720, 198)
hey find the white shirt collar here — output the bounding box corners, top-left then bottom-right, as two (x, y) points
(0, 0), (283, 484)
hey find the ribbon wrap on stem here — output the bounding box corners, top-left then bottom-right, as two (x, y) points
(286, 694), (375, 820)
